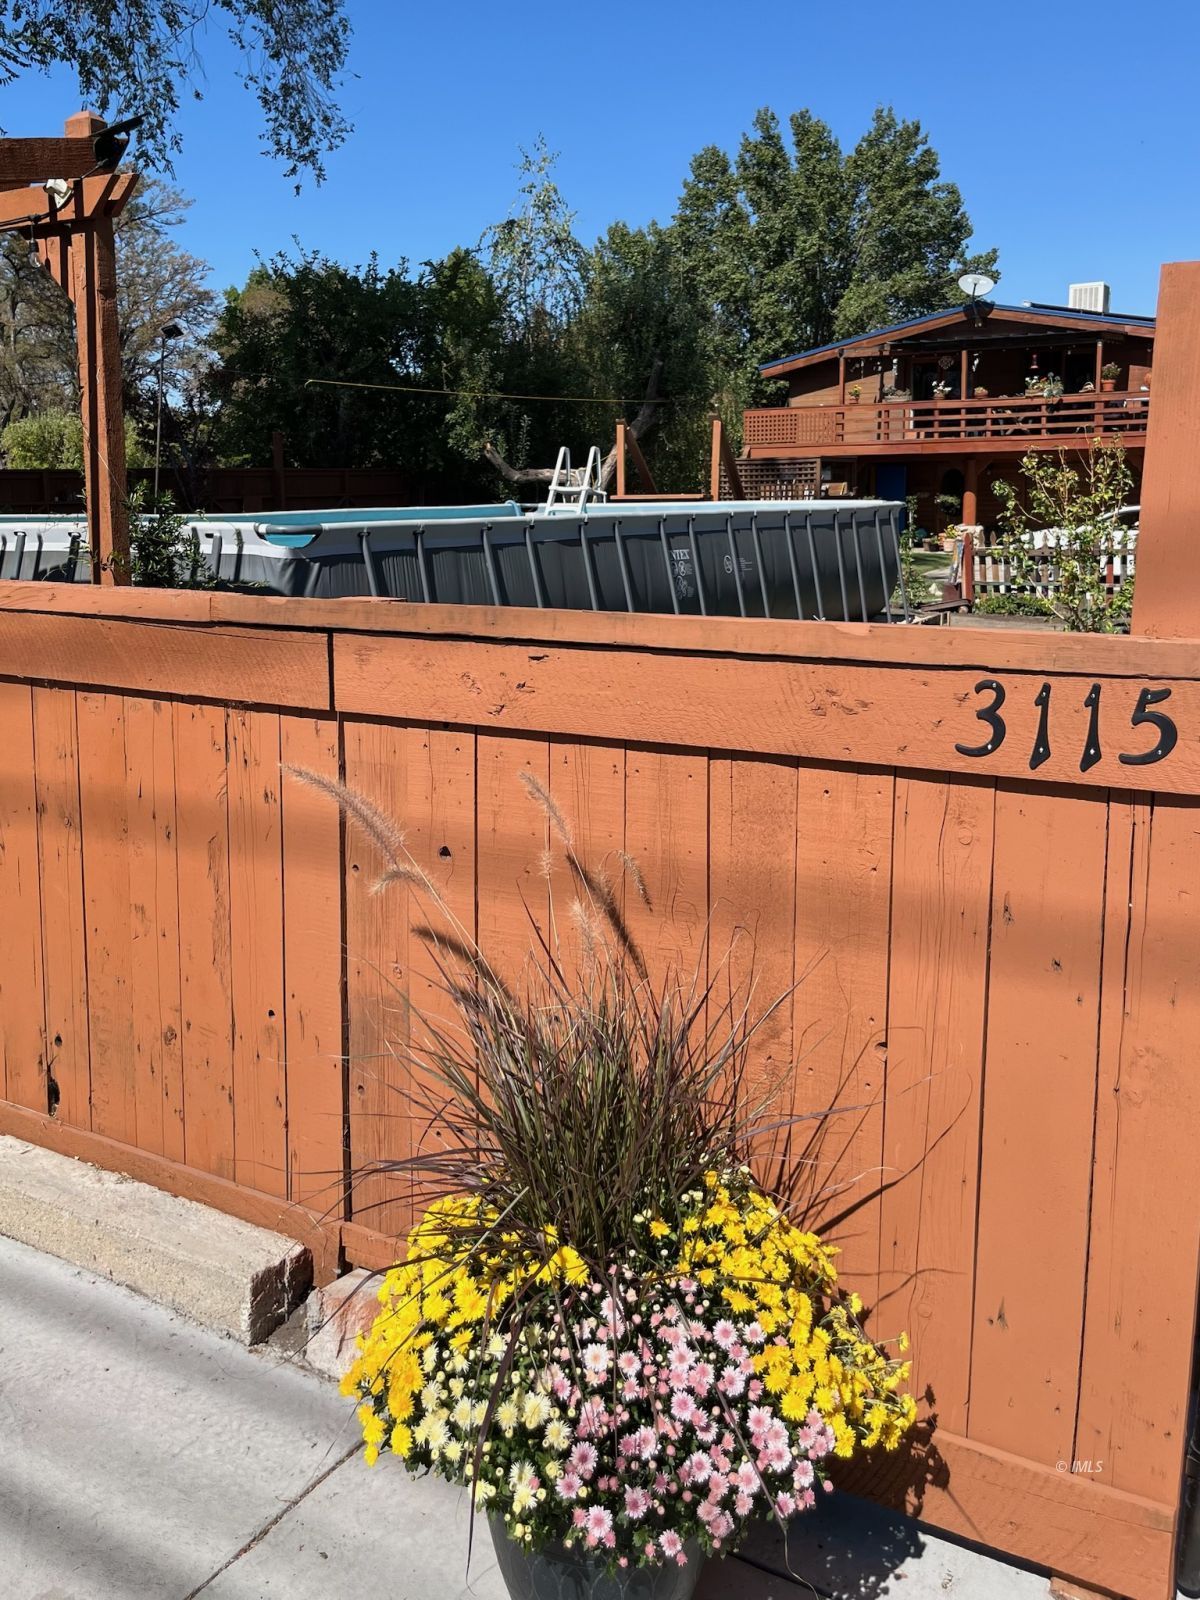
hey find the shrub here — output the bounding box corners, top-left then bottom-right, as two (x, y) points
(992, 443), (1135, 633)
(973, 592), (1055, 617)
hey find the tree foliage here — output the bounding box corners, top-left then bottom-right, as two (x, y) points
(671, 106), (998, 406)
(0, 0), (351, 178)
(0, 177), (215, 445)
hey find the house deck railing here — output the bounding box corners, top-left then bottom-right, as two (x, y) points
(742, 390), (1151, 453)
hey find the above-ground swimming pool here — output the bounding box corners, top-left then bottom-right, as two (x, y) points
(0, 498), (907, 623)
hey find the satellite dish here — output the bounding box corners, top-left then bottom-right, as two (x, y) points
(958, 272), (997, 301)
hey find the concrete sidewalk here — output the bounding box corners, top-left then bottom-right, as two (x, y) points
(0, 1231), (1051, 1600)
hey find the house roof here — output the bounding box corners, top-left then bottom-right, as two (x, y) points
(759, 303), (1157, 377)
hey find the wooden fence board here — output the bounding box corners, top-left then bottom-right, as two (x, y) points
(623, 746), (708, 984)
(707, 755), (798, 1150)
(878, 772), (994, 1432)
(1076, 794), (1200, 1503)
(280, 716), (345, 1213)
(333, 634), (1200, 797)
(402, 726), (477, 1217)
(342, 719), (413, 1240)
(789, 765), (893, 1302)
(32, 688), (89, 1128)
(547, 739), (626, 977)
(123, 695), (184, 1161)
(75, 692), (137, 1142)
(0, 682), (45, 1111)
(846, 1426), (1173, 1600)
(173, 701), (235, 1179)
(228, 709), (287, 1197)
(0, 612), (330, 709)
(969, 783), (1109, 1466)
(476, 732), (549, 982)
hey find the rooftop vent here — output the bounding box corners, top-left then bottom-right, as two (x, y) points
(1069, 281), (1111, 313)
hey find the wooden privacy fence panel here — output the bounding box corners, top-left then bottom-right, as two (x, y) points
(0, 586), (1197, 1600)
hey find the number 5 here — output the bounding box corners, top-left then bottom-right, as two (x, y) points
(1119, 687), (1178, 766)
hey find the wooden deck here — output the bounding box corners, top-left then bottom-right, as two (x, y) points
(743, 390), (1150, 456)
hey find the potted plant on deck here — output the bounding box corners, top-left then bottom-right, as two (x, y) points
(1100, 362), (1120, 393)
(312, 773), (917, 1599)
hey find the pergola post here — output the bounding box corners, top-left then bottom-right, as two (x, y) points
(64, 112), (130, 586)
(1130, 261), (1200, 637)
(0, 113), (137, 584)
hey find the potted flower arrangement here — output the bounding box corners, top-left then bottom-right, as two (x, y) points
(848, 384), (861, 404)
(317, 773), (917, 1599)
(1100, 361), (1121, 393)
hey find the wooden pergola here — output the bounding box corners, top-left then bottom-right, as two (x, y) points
(0, 113), (140, 585)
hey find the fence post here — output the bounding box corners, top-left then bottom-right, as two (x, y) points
(1130, 260), (1200, 638)
(271, 430), (288, 510)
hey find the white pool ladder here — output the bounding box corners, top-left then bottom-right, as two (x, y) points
(543, 446), (607, 512)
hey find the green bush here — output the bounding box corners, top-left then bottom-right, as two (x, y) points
(974, 591), (1055, 617)
(1, 409), (151, 470)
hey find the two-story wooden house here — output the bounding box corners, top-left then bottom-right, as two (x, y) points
(739, 297), (1154, 529)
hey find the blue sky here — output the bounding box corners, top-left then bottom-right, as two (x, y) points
(4, 0), (1197, 318)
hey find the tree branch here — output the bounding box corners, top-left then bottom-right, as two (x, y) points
(482, 355), (665, 494)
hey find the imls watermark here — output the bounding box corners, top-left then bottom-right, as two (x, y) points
(1055, 1458), (1104, 1474)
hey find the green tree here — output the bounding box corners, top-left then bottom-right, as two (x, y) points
(481, 137), (589, 350)
(0, 0), (351, 179)
(209, 248), (425, 469)
(670, 105), (998, 409)
(569, 222), (712, 492)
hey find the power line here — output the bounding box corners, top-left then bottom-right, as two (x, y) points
(302, 377), (672, 406)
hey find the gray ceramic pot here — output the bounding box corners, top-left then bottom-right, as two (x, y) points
(488, 1516), (704, 1600)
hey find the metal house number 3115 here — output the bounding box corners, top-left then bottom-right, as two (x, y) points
(955, 679), (1179, 772)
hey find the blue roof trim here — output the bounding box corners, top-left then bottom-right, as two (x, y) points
(759, 302), (1156, 373)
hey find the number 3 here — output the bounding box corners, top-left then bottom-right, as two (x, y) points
(956, 679), (1007, 758)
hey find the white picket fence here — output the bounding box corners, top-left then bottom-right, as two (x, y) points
(957, 524), (1138, 600)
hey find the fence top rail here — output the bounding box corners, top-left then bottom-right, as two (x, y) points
(749, 390), (1149, 415)
(2, 578), (1200, 683)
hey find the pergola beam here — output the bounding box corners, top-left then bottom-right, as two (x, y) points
(0, 137), (101, 185)
(0, 172), (137, 232)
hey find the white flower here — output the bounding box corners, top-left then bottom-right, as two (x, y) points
(509, 1460), (539, 1514)
(543, 1417), (571, 1452)
(522, 1391), (551, 1430)
(496, 1399), (520, 1433)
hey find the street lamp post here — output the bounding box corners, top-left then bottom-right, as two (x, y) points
(153, 322), (183, 501)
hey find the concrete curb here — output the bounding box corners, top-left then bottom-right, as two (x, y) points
(0, 1133), (311, 1342)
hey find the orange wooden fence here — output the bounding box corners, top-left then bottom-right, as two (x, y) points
(0, 582), (1198, 1600)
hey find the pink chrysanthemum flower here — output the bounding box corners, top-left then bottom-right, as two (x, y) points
(624, 1486), (651, 1520)
(585, 1506), (613, 1541)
